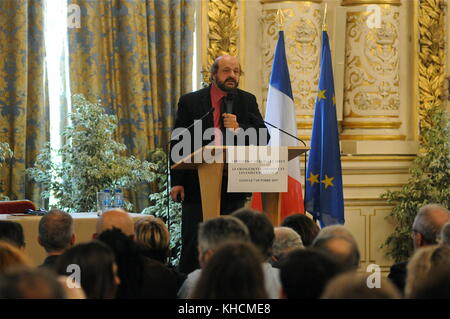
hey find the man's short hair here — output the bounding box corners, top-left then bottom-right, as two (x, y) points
(232, 208), (275, 259)
(413, 204), (450, 245)
(441, 222), (450, 245)
(0, 221), (25, 248)
(272, 227), (303, 259)
(312, 235), (360, 271)
(38, 210), (74, 253)
(321, 272), (400, 299)
(279, 248), (341, 299)
(197, 216), (249, 253)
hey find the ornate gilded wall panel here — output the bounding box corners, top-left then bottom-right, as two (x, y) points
(201, 0), (239, 85)
(261, 1), (322, 133)
(341, 4), (404, 140)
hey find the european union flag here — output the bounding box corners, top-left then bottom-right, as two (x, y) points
(305, 31), (344, 227)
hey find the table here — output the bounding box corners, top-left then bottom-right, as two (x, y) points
(0, 213), (145, 266)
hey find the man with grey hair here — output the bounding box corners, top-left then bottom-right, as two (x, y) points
(440, 221), (450, 245)
(38, 209), (75, 268)
(271, 227), (304, 266)
(177, 216), (250, 298)
(94, 208), (135, 239)
(388, 203), (450, 293)
(311, 225), (360, 272)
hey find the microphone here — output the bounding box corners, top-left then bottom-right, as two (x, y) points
(223, 92), (235, 114)
(168, 107), (215, 144)
(248, 112), (307, 147)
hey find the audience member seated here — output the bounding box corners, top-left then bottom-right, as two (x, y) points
(0, 220), (26, 249)
(412, 268), (450, 299)
(55, 240), (120, 299)
(0, 241), (31, 273)
(98, 228), (178, 299)
(388, 204), (450, 293)
(312, 235), (360, 272)
(134, 215), (187, 290)
(281, 213), (320, 247)
(178, 216), (250, 299)
(405, 244), (450, 298)
(232, 208), (281, 299)
(94, 208), (135, 238)
(38, 209), (76, 269)
(192, 241), (268, 299)
(271, 226), (303, 267)
(321, 272), (401, 299)
(440, 221), (450, 245)
(279, 248), (342, 299)
(0, 268), (66, 299)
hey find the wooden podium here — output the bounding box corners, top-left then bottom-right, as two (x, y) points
(171, 145), (309, 226)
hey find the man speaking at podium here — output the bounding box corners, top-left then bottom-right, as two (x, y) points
(170, 55), (269, 273)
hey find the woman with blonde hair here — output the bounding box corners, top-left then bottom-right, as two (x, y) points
(405, 244), (450, 298)
(134, 216), (171, 263)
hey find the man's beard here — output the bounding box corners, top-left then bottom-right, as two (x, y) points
(216, 77), (238, 92)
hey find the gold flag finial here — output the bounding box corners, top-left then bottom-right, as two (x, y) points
(276, 8), (285, 30)
(322, 3), (328, 31)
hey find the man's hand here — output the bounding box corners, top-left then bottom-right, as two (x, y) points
(170, 186), (185, 202)
(222, 113), (239, 130)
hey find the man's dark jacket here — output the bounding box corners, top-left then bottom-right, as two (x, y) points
(170, 86), (269, 203)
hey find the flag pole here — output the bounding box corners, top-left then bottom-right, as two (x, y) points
(276, 9), (285, 31)
(322, 3), (328, 31)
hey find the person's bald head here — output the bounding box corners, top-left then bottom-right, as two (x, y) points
(312, 236), (360, 271)
(412, 204), (450, 249)
(95, 209), (134, 238)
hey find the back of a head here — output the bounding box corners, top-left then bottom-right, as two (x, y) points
(96, 209), (134, 238)
(0, 221), (25, 248)
(405, 244), (450, 298)
(0, 268), (66, 299)
(279, 248), (341, 299)
(38, 209), (74, 253)
(0, 241), (31, 273)
(413, 268), (450, 298)
(315, 225), (357, 243)
(321, 272), (401, 299)
(55, 240), (118, 299)
(192, 241), (267, 299)
(312, 235), (360, 271)
(281, 214), (320, 246)
(441, 221), (450, 245)
(134, 215), (170, 263)
(413, 204), (450, 246)
(272, 227), (304, 260)
(232, 208), (274, 259)
(198, 216), (250, 253)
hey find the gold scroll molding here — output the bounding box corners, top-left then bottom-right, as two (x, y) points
(261, 0), (322, 3)
(201, 0), (239, 85)
(342, 0), (401, 6)
(416, 0), (447, 134)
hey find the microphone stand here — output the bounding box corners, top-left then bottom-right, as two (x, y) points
(165, 107), (215, 265)
(249, 112), (309, 214)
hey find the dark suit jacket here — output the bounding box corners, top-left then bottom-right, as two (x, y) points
(170, 86), (269, 203)
(388, 261), (407, 294)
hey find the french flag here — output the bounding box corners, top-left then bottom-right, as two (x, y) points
(251, 31), (304, 220)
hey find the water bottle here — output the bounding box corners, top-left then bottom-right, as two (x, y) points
(102, 189), (112, 212)
(113, 189), (124, 209)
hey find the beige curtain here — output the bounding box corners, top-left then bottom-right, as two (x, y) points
(68, 0), (194, 211)
(0, 0), (49, 205)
